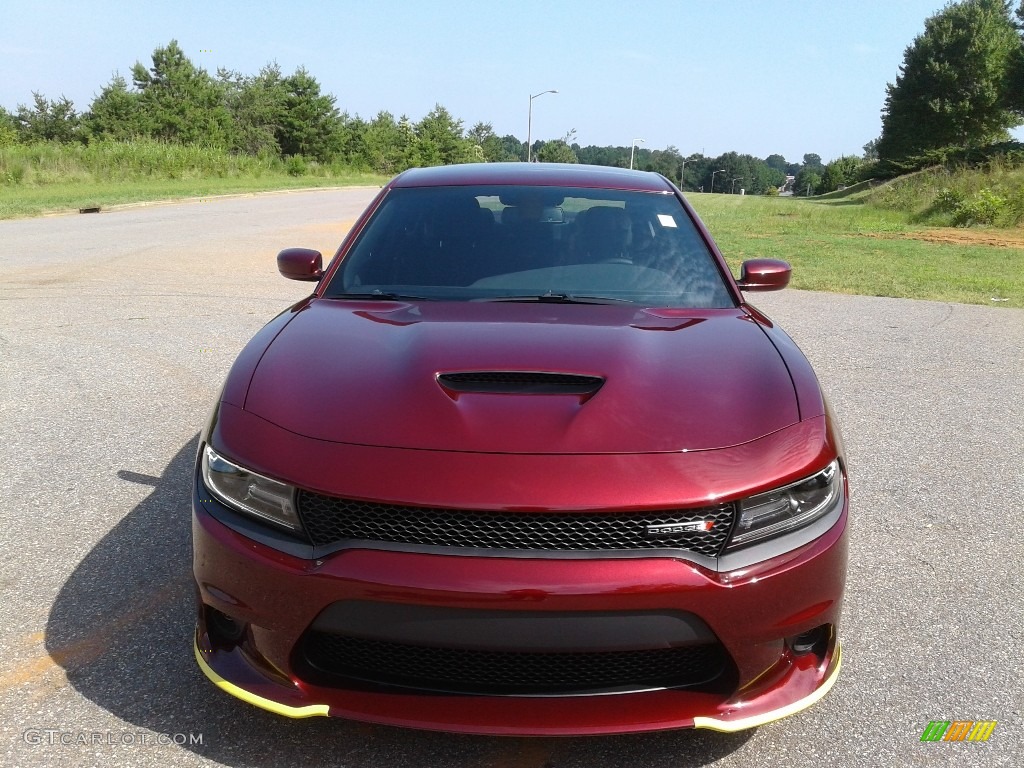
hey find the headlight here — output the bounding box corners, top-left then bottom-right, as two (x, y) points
(726, 460), (842, 551)
(201, 444), (303, 532)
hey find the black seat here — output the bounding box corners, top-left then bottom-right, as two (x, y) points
(576, 206), (632, 263)
(406, 196), (493, 286)
(494, 205), (560, 274)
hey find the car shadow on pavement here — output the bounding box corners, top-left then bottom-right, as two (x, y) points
(46, 435), (752, 767)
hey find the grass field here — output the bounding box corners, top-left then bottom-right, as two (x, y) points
(0, 140), (387, 218)
(0, 175), (386, 219)
(687, 192), (1023, 308)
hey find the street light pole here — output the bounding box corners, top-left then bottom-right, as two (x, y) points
(731, 177), (743, 194)
(630, 138), (646, 170)
(679, 158), (688, 190)
(527, 89), (558, 162)
(710, 169), (726, 193)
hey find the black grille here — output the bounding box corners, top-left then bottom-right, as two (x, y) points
(302, 632), (727, 695)
(437, 371), (603, 395)
(296, 492), (734, 556)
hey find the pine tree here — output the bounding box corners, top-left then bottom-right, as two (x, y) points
(276, 67), (343, 162)
(15, 92), (80, 142)
(218, 63), (288, 156)
(84, 75), (147, 141)
(877, 0), (1021, 165)
(130, 40), (233, 147)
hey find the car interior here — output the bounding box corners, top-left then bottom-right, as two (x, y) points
(333, 186), (734, 307)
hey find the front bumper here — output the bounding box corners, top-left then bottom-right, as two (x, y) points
(192, 479), (847, 735)
(194, 634), (841, 734)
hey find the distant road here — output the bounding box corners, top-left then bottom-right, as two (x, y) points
(0, 186), (380, 270)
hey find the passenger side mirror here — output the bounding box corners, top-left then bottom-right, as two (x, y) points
(736, 259), (791, 292)
(277, 248), (323, 281)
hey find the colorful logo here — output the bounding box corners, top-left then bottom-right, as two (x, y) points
(920, 720), (997, 742)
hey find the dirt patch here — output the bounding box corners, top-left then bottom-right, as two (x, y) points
(866, 228), (1024, 249)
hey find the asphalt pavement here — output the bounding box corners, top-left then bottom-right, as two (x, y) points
(0, 188), (1020, 768)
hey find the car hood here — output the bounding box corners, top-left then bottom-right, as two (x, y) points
(240, 300), (800, 454)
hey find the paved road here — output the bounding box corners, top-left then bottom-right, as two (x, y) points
(1, 189), (1021, 768)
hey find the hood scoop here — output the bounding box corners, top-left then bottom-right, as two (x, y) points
(437, 371), (604, 399)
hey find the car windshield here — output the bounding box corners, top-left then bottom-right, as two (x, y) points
(326, 184), (735, 308)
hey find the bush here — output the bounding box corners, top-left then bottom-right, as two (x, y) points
(949, 188), (1006, 226)
(931, 185), (1008, 226)
(934, 187), (965, 213)
(2, 166), (25, 185)
(0, 123), (18, 148)
(285, 154), (307, 176)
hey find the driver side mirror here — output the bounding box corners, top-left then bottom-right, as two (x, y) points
(736, 259), (791, 292)
(277, 248), (323, 281)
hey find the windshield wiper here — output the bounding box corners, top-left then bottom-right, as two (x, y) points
(485, 292), (634, 305)
(331, 291), (435, 301)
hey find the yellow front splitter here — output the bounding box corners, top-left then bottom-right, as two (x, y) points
(194, 638), (841, 730)
(193, 640), (329, 719)
(694, 643), (843, 732)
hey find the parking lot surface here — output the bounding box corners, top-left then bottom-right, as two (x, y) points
(1, 188), (1020, 767)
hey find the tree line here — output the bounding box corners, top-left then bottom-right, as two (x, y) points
(6, 1), (1020, 197)
(0, 40), (852, 195)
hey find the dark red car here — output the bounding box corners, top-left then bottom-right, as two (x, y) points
(192, 163), (848, 735)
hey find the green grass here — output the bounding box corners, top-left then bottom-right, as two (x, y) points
(0, 140), (387, 218)
(864, 158), (1024, 227)
(687, 193), (1022, 308)
(0, 175), (386, 219)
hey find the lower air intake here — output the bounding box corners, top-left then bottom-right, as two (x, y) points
(302, 632), (729, 695)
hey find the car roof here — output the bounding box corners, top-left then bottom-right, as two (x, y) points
(390, 163), (675, 193)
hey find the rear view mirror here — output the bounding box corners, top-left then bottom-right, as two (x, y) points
(277, 248), (323, 281)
